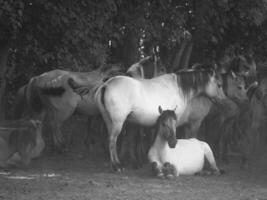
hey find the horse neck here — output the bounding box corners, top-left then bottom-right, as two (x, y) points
(179, 89), (200, 106)
(153, 132), (169, 151)
(220, 97), (239, 116)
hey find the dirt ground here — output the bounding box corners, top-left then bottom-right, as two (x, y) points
(1, 118), (267, 200)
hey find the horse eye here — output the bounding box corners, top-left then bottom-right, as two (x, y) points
(237, 86), (242, 90)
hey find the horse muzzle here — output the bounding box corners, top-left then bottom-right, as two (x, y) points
(168, 137), (177, 148)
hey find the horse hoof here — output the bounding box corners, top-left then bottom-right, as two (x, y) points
(112, 164), (125, 172)
(166, 174), (174, 179)
(157, 172), (164, 179)
(218, 169), (225, 175)
(213, 169), (225, 176)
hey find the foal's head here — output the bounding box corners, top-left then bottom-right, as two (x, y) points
(156, 106), (177, 148)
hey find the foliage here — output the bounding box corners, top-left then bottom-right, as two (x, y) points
(1, 0), (267, 118)
(191, 0), (267, 62)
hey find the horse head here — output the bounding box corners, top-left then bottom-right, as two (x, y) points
(202, 69), (226, 100)
(193, 61), (250, 104)
(222, 70), (249, 104)
(156, 106), (177, 148)
(219, 54), (256, 76)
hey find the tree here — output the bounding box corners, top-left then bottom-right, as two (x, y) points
(1, 0), (267, 118)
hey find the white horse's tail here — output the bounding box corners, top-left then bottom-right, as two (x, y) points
(95, 84), (114, 130)
(201, 141), (223, 174)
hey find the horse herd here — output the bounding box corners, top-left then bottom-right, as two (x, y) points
(0, 54), (267, 178)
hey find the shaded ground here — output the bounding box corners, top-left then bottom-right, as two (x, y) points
(1, 117), (267, 200)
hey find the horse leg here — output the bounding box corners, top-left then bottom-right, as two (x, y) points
(118, 125), (129, 167)
(18, 144), (33, 167)
(108, 121), (125, 172)
(84, 117), (95, 152)
(162, 162), (178, 179)
(135, 127), (145, 168)
(151, 162), (164, 178)
(48, 120), (66, 153)
(202, 141), (222, 175)
(239, 136), (251, 169)
(0, 139), (15, 168)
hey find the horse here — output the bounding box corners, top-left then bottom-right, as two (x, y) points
(148, 106), (222, 178)
(247, 65), (267, 151)
(176, 69), (249, 139)
(0, 119), (44, 168)
(13, 65), (125, 152)
(92, 67), (225, 171)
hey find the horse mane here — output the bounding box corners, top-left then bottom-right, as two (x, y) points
(175, 69), (214, 97)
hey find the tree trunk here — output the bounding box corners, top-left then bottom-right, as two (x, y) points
(180, 41), (193, 69)
(171, 39), (189, 71)
(0, 42), (9, 120)
(110, 29), (139, 69)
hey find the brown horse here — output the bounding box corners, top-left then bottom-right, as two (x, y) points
(248, 65), (267, 150)
(195, 56), (258, 167)
(13, 65), (125, 152)
(0, 119), (44, 168)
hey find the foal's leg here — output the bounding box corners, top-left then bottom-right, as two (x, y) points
(202, 141), (222, 175)
(151, 162), (164, 178)
(162, 162), (178, 179)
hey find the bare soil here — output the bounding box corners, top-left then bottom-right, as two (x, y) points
(1, 117), (267, 200)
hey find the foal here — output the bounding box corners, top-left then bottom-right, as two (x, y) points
(148, 106), (222, 178)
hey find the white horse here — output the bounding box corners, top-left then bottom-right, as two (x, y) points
(148, 106), (221, 178)
(94, 68), (225, 171)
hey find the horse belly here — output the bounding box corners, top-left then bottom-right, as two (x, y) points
(128, 110), (159, 126)
(171, 140), (205, 175)
(129, 95), (183, 126)
(76, 98), (99, 116)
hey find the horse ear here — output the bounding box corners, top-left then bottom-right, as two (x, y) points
(158, 106), (163, 114)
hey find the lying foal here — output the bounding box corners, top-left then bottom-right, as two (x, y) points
(0, 119), (44, 168)
(148, 106), (222, 178)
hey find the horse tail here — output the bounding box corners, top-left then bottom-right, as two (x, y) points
(12, 85), (28, 119)
(95, 85), (112, 126)
(26, 79), (44, 114)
